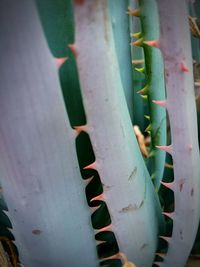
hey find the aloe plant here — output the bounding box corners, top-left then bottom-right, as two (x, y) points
(0, 1), (199, 267)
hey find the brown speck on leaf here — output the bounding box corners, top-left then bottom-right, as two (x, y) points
(179, 182), (184, 192)
(191, 188), (194, 196)
(120, 204), (134, 213)
(179, 178), (185, 192)
(139, 200), (144, 208)
(128, 167), (137, 181)
(140, 243), (148, 250)
(32, 229), (42, 235)
(180, 230), (183, 240)
(119, 201), (144, 213)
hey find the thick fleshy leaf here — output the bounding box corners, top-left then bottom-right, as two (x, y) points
(129, 0), (147, 132)
(156, 0), (200, 266)
(0, 1), (98, 266)
(74, 1), (164, 266)
(109, 0), (134, 122)
(135, 0), (167, 190)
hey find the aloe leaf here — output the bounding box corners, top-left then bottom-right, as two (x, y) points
(35, 0), (74, 57)
(74, 1), (164, 266)
(133, 0), (167, 190)
(108, 0), (134, 122)
(36, 0), (87, 128)
(0, 1), (98, 266)
(155, 0), (200, 266)
(129, 0), (148, 133)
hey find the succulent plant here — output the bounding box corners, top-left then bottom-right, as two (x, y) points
(0, 1), (199, 267)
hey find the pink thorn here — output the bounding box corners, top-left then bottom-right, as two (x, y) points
(155, 252), (166, 258)
(131, 38), (143, 47)
(83, 176), (94, 186)
(160, 181), (174, 190)
(180, 62), (189, 72)
(156, 145), (173, 154)
(95, 224), (112, 233)
(162, 212), (174, 220)
(159, 235), (171, 243)
(153, 262), (161, 266)
(90, 205), (100, 213)
(68, 43), (77, 58)
(55, 57), (68, 68)
(84, 161), (97, 170)
(90, 193), (105, 202)
(152, 99), (167, 107)
(100, 252), (121, 261)
(96, 240), (106, 245)
(143, 40), (160, 48)
(74, 125), (88, 135)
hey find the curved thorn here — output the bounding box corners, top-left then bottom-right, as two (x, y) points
(162, 212), (174, 220)
(96, 239), (106, 245)
(132, 59), (144, 65)
(135, 67), (145, 73)
(153, 262), (161, 266)
(83, 176), (94, 186)
(68, 43), (77, 58)
(130, 37), (144, 47)
(95, 224), (112, 233)
(145, 124), (151, 133)
(180, 62), (189, 72)
(137, 84), (149, 95)
(165, 162), (174, 169)
(90, 205), (100, 213)
(84, 161), (97, 170)
(151, 173), (156, 180)
(127, 7), (140, 17)
(55, 57), (68, 68)
(144, 115), (150, 120)
(143, 39), (160, 48)
(131, 32), (143, 38)
(73, 125), (88, 135)
(140, 94), (148, 100)
(160, 181), (174, 190)
(155, 252), (166, 258)
(152, 99), (167, 107)
(159, 235), (171, 243)
(90, 193), (105, 202)
(156, 145), (173, 154)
